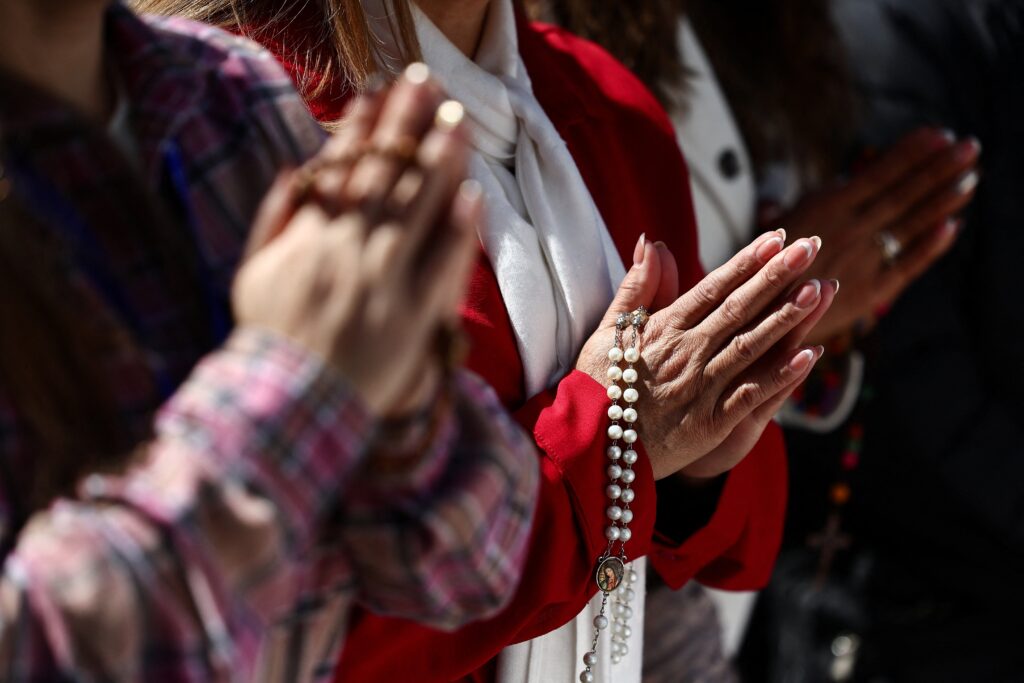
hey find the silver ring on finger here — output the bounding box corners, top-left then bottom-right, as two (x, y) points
(875, 229), (902, 268)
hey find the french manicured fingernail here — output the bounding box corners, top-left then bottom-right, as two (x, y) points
(956, 170), (979, 195)
(756, 236), (785, 261)
(404, 62), (431, 85)
(794, 279), (821, 308)
(784, 239), (815, 269)
(810, 235), (822, 250)
(939, 128), (956, 144)
(633, 233), (646, 265)
(788, 348), (816, 373)
(815, 345), (825, 358)
(776, 228), (787, 242)
(830, 278), (840, 294)
(435, 100), (465, 130)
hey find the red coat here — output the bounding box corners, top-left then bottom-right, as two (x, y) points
(259, 12), (787, 683)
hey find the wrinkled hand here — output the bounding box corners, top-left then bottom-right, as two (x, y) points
(777, 127), (977, 343)
(577, 232), (837, 480)
(233, 65), (482, 417)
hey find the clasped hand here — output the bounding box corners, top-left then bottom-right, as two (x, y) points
(577, 232), (837, 480)
(233, 65), (479, 418)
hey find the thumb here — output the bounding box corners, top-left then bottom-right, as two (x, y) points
(599, 234), (662, 329)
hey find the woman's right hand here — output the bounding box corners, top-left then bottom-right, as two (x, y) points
(233, 65), (482, 417)
(576, 232), (836, 480)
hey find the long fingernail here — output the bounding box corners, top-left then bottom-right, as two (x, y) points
(404, 62), (431, 85)
(794, 279), (822, 308)
(939, 128), (956, 144)
(784, 239), (815, 269)
(956, 170), (979, 195)
(776, 227), (787, 242)
(633, 233), (646, 265)
(435, 100), (465, 130)
(810, 235), (822, 250)
(756, 236), (785, 262)
(789, 348), (816, 372)
(830, 278), (840, 294)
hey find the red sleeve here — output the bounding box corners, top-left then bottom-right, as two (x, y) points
(252, 18), (787, 682)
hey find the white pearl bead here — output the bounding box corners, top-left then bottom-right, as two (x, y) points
(594, 615), (609, 630)
(611, 654), (622, 665)
(607, 365), (622, 382)
(623, 588), (635, 602)
(621, 624), (632, 639)
(612, 622), (624, 635)
(623, 449), (638, 465)
(608, 347), (623, 362)
(623, 388), (639, 403)
(606, 484), (622, 499)
(623, 407), (638, 423)
(607, 505), (623, 521)
(607, 446), (622, 461)
(620, 605), (633, 620)
(607, 464), (623, 480)
(621, 509), (633, 524)
(619, 527), (632, 542)
(620, 469), (636, 484)
(580, 672), (595, 683)
(583, 651), (598, 666)
(607, 405), (623, 421)
(622, 368), (638, 384)
(611, 642), (623, 656)
(607, 425), (623, 440)
(618, 643), (629, 657)
(621, 488), (635, 504)
(605, 525), (621, 541)
(622, 429), (637, 444)
(628, 570), (639, 584)
(607, 385), (622, 400)
(624, 347), (640, 363)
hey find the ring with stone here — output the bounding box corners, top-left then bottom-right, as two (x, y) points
(875, 230), (902, 267)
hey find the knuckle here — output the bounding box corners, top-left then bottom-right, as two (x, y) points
(730, 333), (758, 364)
(719, 296), (747, 328)
(760, 263), (786, 290)
(692, 279), (720, 310)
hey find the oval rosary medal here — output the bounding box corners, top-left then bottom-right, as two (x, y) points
(596, 556), (625, 593)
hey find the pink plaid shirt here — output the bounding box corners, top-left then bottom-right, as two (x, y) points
(0, 331), (538, 681)
(0, 5), (538, 680)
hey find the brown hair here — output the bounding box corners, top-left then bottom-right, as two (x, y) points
(534, 0), (857, 182)
(133, 0), (419, 96)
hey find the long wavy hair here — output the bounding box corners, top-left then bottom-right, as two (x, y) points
(133, 0), (420, 96)
(534, 0), (858, 182)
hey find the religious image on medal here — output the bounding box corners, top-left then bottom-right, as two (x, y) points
(596, 557), (624, 593)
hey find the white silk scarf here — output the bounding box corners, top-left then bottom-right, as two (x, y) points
(364, 0), (644, 680)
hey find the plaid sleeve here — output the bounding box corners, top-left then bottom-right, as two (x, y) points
(0, 328), (371, 680)
(338, 370), (540, 630)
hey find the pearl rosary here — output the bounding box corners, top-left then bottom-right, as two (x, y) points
(579, 306), (647, 683)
